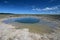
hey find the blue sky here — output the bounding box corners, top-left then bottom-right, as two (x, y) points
(0, 0), (60, 14)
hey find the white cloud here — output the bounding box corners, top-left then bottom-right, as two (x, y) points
(32, 5), (59, 11)
(32, 8), (41, 11)
(43, 7), (58, 10)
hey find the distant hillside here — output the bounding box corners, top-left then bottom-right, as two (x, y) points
(0, 13), (60, 19)
(0, 13), (14, 15)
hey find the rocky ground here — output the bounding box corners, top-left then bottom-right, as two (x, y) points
(0, 23), (60, 40)
(0, 15), (60, 40)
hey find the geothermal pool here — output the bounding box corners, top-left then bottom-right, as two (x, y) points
(2, 17), (40, 24)
(2, 17), (59, 33)
(3, 17), (58, 28)
(15, 17), (40, 23)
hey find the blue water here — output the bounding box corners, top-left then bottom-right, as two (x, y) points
(2, 17), (58, 29)
(15, 17), (40, 23)
(3, 17), (40, 24)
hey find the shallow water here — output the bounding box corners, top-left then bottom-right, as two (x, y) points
(2, 17), (58, 28)
(2, 17), (40, 24)
(15, 17), (40, 23)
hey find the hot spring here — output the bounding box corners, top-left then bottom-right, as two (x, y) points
(2, 17), (40, 24)
(2, 17), (58, 33)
